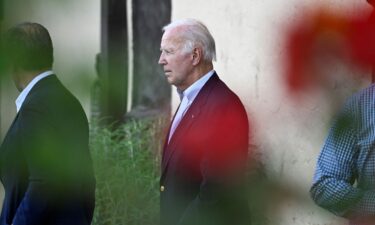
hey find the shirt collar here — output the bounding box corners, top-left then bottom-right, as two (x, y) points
(15, 70), (54, 112)
(178, 70), (215, 102)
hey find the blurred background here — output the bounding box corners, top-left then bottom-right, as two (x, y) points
(1, 0), (374, 225)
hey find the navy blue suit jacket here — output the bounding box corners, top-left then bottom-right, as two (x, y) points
(160, 74), (250, 225)
(0, 75), (95, 225)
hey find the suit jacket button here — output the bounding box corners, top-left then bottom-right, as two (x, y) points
(160, 185), (165, 192)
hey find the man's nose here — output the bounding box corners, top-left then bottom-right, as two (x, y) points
(158, 53), (166, 65)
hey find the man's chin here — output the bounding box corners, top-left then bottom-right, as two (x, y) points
(165, 76), (174, 84)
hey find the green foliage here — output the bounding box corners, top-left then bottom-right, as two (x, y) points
(90, 118), (166, 225)
(89, 118), (274, 225)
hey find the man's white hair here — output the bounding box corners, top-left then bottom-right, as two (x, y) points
(163, 18), (216, 62)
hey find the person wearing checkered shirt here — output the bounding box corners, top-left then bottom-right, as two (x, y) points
(310, 84), (375, 225)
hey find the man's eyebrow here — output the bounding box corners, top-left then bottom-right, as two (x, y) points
(160, 47), (173, 52)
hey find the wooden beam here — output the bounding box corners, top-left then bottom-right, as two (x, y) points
(100, 0), (128, 125)
(128, 0), (171, 119)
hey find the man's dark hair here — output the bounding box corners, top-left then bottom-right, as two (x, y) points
(4, 22), (53, 71)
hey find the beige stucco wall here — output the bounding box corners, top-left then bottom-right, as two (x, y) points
(171, 0), (372, 225)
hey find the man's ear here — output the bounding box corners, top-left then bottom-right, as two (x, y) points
(192, 47), (203, 66)
(11, 68), (23, 92)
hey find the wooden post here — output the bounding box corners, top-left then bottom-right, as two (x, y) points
(100, 0), (128, 126)
(128, 0), (171, 119)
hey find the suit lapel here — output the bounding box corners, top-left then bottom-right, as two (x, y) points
(161, 103), (181, 164)
(161, 74), (219, 175)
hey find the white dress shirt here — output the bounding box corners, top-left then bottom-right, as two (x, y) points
(15, 70), (54, 112)
(168, 70), (215, 143)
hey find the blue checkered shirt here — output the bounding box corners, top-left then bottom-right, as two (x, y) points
(311, 84), (375, 223)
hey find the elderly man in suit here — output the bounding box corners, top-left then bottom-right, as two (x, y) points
(0, 22), (95, 225)
(158, 19), (250, 225)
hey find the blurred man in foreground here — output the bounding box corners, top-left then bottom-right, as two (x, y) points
(0, 22), (95, 225)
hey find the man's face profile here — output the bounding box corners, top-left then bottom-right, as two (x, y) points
(158, 29), (194, 91)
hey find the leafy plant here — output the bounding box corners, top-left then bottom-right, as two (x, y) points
(90, 118), (167, 225)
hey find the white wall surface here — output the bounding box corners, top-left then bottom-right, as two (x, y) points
(171, 0), (372, 224)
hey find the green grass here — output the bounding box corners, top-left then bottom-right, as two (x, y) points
(90, 118), (166, 225)
(89, 118), (273, 225)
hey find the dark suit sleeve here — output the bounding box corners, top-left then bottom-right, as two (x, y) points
(12, 107), (71, 225)
(179, 100), (249, 225)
